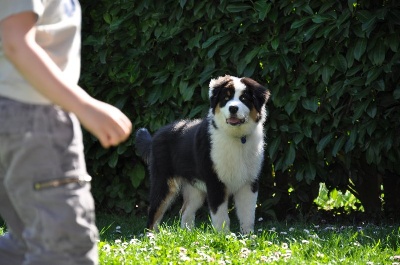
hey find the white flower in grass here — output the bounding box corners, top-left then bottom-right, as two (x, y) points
(280, 231), (287, 235)
(239, 248), (251, 258)
(282, 250), (292, 261)
(102, 244), (111, 253)
(303, 229), (310, 234)
(197, 251), (215, 262)
(289, 227), (295, 232)
(179, 248), (191, 262)
(282, 243), (288, 249)
(301, 240), (310, 244)
(258, 217), (263, 222)
(114, 239), (122, 244)
(146, 232), (156, 241)
(179, 247), (187, 254)
(129, 238), (140, 245)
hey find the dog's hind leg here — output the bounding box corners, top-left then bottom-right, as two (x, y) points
(180, 183), (206, 230)
(147, 178), (181, 231)
(233, 182), (258, 234)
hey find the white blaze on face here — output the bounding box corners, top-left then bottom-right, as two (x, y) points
(221, 87), (250, 119)
(220, 80), (249, 122)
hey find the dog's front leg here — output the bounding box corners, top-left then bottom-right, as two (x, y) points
(233, 183), (258, 234)
(180, 183), (206, 229)
(209, 199), (230, 232)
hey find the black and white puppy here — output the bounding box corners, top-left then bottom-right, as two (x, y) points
(135, 75), (270, 234)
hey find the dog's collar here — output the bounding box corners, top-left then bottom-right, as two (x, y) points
(241, 136), (247, 144)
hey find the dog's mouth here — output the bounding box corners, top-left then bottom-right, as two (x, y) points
(226, 117), (246, 126)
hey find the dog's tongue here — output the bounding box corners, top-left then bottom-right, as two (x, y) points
(227, 117), (242, 125)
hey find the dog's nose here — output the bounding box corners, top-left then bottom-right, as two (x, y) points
(229, 105), (238, 114)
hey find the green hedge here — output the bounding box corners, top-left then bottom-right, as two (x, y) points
(79, 0), (400, 218)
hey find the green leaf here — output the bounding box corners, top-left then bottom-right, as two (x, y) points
(367, 104), (377, 118)
(348, 0), (357, 11)
(365, 67), (383, 85)
(303, 24), (320, 42)
(180, 82), (196, 101)
(284, 101), (297, 115)
(321, 66), (334, 84)
(103, 13), (111, 24)
(357, 10), (372, 23)
(302, 97), (319, 112)
(394, 86), (400, 99)
(306, 39), (325, 56)
(333, 54), (348, 73)
(371, 40), (386, 66)
(254, 1), (271, 21)
(354, 39), (368, 60)
(312, 14), (330, 24)
(284, 142), (296, 169)
(179, 0), (187, 8)
(129, 164), (145, 188)
(358, 10), (377, 35)
(295, 169), (304, 182)
(387, 33), (400, 52)
(226, 3), (251, 13)
(317, 133), (334, 153)
(244, 46), (261, 64)
(108, 151), (119, 168)
(344, 129), (357, 153)
(271, 38), (279, 50)
(268, 136), (282, 158)
(346, 64), (363, 77)
(305, 162), (316, 184)
(202, 32), (228, 49)
(302, 124), (312, 138)
(332, 135), (346, 157)
(187, 33), (202, 49)
(291, 17), (310, 29)
(352, 100), (370, 123)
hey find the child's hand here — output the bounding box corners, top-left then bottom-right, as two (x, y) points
(76, 98), (132, 148)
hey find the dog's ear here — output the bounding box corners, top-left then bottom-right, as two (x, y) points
(241, 77), (270, 112)
(209, 76), (231, 112)
(209, 86), (221, 111)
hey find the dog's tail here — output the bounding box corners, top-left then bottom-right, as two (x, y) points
(135, 128), (152, 164)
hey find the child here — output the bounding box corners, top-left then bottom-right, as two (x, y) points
(0, 0), (132, 264)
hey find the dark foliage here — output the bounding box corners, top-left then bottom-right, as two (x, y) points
(79, 0), (400, 219)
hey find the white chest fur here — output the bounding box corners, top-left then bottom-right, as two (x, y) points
(209, 123), (264, 193)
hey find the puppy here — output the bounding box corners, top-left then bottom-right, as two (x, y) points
(136, 75), (270, 234)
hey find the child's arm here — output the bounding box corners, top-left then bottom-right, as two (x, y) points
(0, 11), (132, 148)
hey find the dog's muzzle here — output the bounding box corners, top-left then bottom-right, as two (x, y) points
(226, 116), (245, 126)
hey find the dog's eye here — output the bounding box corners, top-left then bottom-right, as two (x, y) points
(224, 96), (230, 101)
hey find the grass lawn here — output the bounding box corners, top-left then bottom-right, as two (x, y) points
(1, 183), (400, 265)
(1, 212), (400, 264)
(96, 213), (400, 265)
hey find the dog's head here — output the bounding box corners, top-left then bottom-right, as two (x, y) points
(209, 75), (270, 136)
